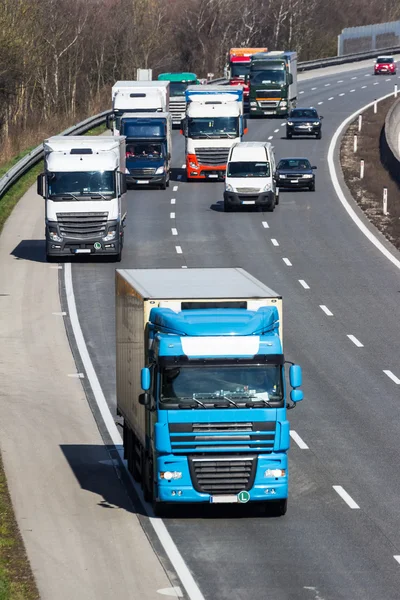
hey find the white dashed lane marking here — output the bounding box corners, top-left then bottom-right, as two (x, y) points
(383, 370), (400, 384)
(282, 258), (292, 266)
(262, 221), (269, 228)
(328, 97), (334, 100)
(319, 305), (333, 316)
(333, 486), (360, 509)
(173, 185), (178, 191)
(274, 129), (280, 133)
(268, 136), (273, 140)
(271, 239), (279, 246)
(171, 228), (178, 236)
(339, 93), (345, 96)
(171, 198), (176, 204)
(170, 212), (175, 219)
(318, 101), (323, 105)
(299, 280), (310, 289)
(290, 431), (309, 449)
(175, 245), (183, 254)
(347, 335), (364, 348)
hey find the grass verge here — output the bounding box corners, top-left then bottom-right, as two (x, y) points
(0, 454), (39, 600)
(340, 96), (400, 251)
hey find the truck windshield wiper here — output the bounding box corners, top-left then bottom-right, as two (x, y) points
(162, 396), (207, 408)
(50, 192), (80, 201)
(89, 193), (109, 200)
(246, 397), (272, 408)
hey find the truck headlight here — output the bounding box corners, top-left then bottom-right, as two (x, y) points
(160, 471), (182, 480)
(155, 166), (165, 175)
(103, 228), (117, 241)
(264, 469), (286, 478)
(250, 101), (257, 106)
(48, 228), (62, 242)
(262, 182), (272, 192)
(225, 184), (234, 192)
(280, 101), (287, 106)
(189, 161), (197, 169)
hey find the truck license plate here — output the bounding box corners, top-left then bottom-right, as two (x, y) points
(242, 200), (255, 205)
(264, 111), (273, 115)
(137, 180), (149, 184)
(208, 174), (218, 178)
(291, 179), (298, 183)
(210, 495), (238, 503)
(74, 249), (91, 254)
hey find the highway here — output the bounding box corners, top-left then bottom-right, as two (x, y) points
(66, 62), (400, 599)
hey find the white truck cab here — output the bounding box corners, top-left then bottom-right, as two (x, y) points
(224, 141), (278, 212)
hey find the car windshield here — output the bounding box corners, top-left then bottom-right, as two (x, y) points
(227, 161), (270, 177)
(170, 81), (190, 96)
(231, 64), (250, 78)
(48, 171), (115, 198)
(278, 159), (311, 170)
(160, 365), (283, 408)
(126, 142), (163, 159)
(377, 58), (393, 64)
(290, 109), (318, 119)
(188, 117), (238, 138)
(250, 69), (286, 85)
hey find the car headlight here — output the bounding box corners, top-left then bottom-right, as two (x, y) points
(155, 166), (165, 175)
(125, 167), (130, 174)
(313, 121), (320, 126)
(189, 161), (197, 169)
(264, 469), (286, 478)
(303, 174), (313, 179)
(160, 471), (182, 480)
(278, 174), (286, 179)
(103, 228), (117, 241)
(225, 184), (234, 192)
(262, 182), (272, 192)
(48, 228), (62, 242)
(287, 121), (293, 126)
(250, 101), (257, 106)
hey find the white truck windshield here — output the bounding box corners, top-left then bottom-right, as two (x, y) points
(188, 117), (238, 138)
(48, 171), (115, 198)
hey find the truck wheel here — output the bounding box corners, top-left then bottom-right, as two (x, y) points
(143, 454), (154, 503)
(224, 201), (233, 212)
(129, 431), (142, 482)
(275, 192), (280, 206)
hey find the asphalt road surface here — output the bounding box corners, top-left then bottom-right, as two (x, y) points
(71, 62), (400, 600)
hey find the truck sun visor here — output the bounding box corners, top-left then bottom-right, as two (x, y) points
(70, 148), (93, 154)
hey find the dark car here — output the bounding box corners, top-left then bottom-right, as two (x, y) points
(275, 158), (316, 191)
(286, 108), (323, 139)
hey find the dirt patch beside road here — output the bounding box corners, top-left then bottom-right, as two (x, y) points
(340, 95), (400, 251)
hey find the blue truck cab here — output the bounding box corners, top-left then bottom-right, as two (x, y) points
(116, 268), (303, 516)
(120, 111), (172, 190)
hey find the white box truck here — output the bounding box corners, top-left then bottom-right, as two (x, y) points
(37, 136), (127, 262)
(108, 81), (170, 135)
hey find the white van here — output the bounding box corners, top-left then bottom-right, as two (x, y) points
(224, 141), (278, 212)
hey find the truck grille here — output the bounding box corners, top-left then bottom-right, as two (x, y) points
(128, 168), (156, 177)
(56, 212), (108, 240)
(189, 455), (257, 494)
(256, 90), (282, 99)
(169, 99), (186, 121)
(169, 421), (276, 453)
(236, 187), (261, 193)
(258, 101), (279, 108)
(195, 147), (230, 166)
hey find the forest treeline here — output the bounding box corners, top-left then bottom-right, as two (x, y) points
(1, 0), (400, 162)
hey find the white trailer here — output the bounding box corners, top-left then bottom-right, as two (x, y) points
(37, 136), (127, 262)
(108, 81), (170, 135)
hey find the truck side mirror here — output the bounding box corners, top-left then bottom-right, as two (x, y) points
(37, 173), (45, 197)
(141, 367), (151, 391)
(289, 364), (302, 388)
(290, 389), (304, 403)
(106, 114), (114, 130)
(288, 73), (293, 84)
(139, 392), (151, 407)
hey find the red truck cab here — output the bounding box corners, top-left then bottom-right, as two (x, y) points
(228, 48), (268, 99)
(374, 56), (396, 75)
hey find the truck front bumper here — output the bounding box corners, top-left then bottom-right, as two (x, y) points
(250, 104), (288, 116)
(46, 221), (122, 257)
(187, 166), (226, 181)
(155, 453), (288, 503)
(224, 190), (275, 209)
(126, 174), (166, 187)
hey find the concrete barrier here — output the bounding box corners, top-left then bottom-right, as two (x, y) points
(381, 98), (400, 185)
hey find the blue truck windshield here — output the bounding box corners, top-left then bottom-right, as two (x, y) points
(121, 121), (165, 138)
(48, 171), (115, 198)
(188, 117), (238, 138)
(170, 82), (190, 96)
(126, 142), (163, 159)
(160, 365), (282, 407)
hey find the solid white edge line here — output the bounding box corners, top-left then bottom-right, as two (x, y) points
(64, 263), (206, 600)
(327, 90), (400, 271)
(299, 279), (310, 289)
(282, 258), (292, 266)
(319, 305), (333, 316)
(383, 370), (400, 384)
(347, 334), (364, 347)
(333, 485), (360, 509)
(290, 430), (309, 449)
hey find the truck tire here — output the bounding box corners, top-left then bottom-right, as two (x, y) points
(275, 192), (280, 206)
(143, 452), (154, 503)
(224, 201), (233, 212)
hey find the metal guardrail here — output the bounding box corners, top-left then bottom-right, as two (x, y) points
(381, 96), (400, 186)
(0, 109), (111, 200)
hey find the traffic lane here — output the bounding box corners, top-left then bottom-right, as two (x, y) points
(298, 54), (400, 83)
(164, 446), (400, 600)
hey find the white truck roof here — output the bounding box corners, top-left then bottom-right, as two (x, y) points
(112, 80), (169, 96)
(187, 84), (241, 93)
(187, 102), (240, 118)
(44, 136), (125, 172)
(120, 111), (170, 120)
(229, 141), (273, 161)
(117, 268), (280, 299)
